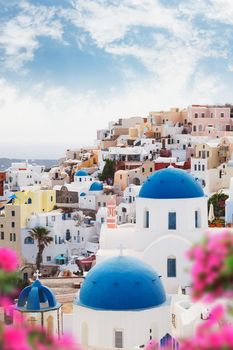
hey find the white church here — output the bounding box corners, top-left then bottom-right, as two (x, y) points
(98, 167), (208, 294)
(15, 168), (212, 350)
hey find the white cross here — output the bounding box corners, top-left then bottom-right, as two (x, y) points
(33, 270), (41, 280)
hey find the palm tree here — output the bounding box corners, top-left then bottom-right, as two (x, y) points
(28, 226), (53, 271)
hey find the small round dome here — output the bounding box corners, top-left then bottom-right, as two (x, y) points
(89, 182), (103, 191)
(76, 256), (166, 311)
(80, 192), (86, 196)
(17, 279), (60, 311)
(75, 170), (88, 177)
(139, 168), (204, 199)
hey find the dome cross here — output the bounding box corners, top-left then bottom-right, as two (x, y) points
(34, 269), (41, 280)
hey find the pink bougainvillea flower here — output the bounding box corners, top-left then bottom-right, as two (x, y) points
(188, 230), (233, 301)
(0, 247), (19, 271)
(2, 326), (31, 350)
(144, 339), (159, 350)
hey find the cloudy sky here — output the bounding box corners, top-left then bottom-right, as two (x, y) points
(1, 0), (233, 158)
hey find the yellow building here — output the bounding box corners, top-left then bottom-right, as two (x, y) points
(0, 189), (55, 263)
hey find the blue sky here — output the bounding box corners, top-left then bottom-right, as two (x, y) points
(1, 0), (233, 158)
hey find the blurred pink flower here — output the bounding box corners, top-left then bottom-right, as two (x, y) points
(2, 326), (30, 350)
(0, 248), (19, 271)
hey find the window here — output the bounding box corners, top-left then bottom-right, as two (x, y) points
(198, 164), (201, 171)
(98, 202), (101, 207)
(52, 216), (56, 222)
(194, 164), (197, 171)
(195, 210), (201, 228)
(13, 233), (16, 242)
(66, 229), (71, 241)
(103, 202), (106, 207)
(211, 112), (213, 118)
(150, 167), (153, 172)
(142, 168), (145, 173)
(11, 211), (15, 217)
(24, 237), (34, 244)
(202, 164), (205, 171)
(167, 256), (176, 277)
(114, 330), (123, 348)
(51, 196), (53, 201)
(168, 212), (176, 230)
(1, 232), (4, 240)
(193, 125), (197, 132)
(194, 113), (198, 118)
(201, 113), (205, 118)
(144, 210), (149, 228)
(28, 198), (32, 204)
(11, 222), (15, 228)
(207, 151), (209, 157)
(10, 233), (12, 241)
(47, 256), (51, 262)
(101, 217), (104, 223)
(221, 112), (224, 118)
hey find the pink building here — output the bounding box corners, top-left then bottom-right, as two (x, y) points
(188, 105), (233, 137)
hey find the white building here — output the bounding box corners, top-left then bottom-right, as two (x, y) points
(108, 146), (148, 162)
(116, 184), (141, 224)
(98, 167), (208, 294)
(73, 169), (94, 186)
(73, 255), (173, 350)
(4, 161), (45, 194)
(21, 210), (98, 264)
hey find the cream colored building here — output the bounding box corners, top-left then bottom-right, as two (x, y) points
(148, 108), (187, 126)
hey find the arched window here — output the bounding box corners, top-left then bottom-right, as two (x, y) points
(144, 210), (149, 228)
(167, 256), (176, 277)
(66, 229), (71, 241)
(195, 209), (201, 228)
(198, 125), (202, 132)
(28, 198), (32, 204)
(24, 236), (34, 244)
(168, 212), (176, 230)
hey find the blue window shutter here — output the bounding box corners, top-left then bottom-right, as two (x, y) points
(167, 258), (176, 277)
(168, 212), (176, 230)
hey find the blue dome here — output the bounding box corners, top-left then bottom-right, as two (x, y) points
(139, 168), (204, 199)
(17, 279), (60, 312)
(80, 192), (86, 196)
(75, 169), (88, 177)
(76, 256), (166, 311)
(89, 182), (103, 191)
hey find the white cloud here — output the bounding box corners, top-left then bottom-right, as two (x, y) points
(64, 0), (228, 97)
(0, 1), (64, 70)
